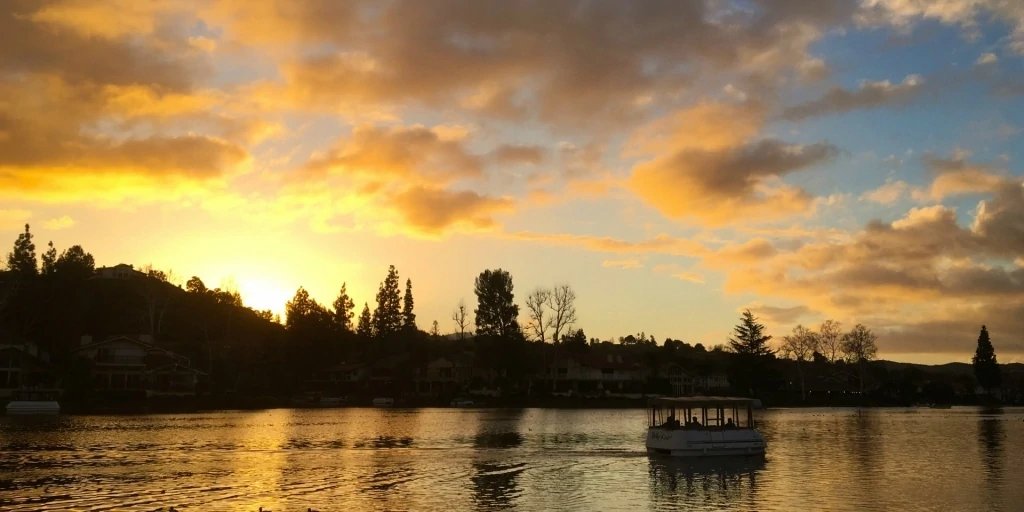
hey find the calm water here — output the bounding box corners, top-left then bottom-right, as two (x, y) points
(1, 407), (1022, 511)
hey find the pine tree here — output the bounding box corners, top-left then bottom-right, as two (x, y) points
(402, 278), (416, 330)
(373, 265), (402, 337)
(972, 325), (1001, 396)
(41, 241), (57, 275)
(6, 224), (37, 276)
(357, 303), (373, 338)
(728, 310), (775, 356)
(332, 283), (356, 333)
(430, 320), (440, 338)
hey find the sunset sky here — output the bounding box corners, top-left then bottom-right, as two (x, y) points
(2, 1), (1023, 364)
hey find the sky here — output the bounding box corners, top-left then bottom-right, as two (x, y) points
(2, 0), (1024, 364)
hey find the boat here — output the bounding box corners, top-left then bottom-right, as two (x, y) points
(450, 396), (475, 407)
(645, 396), (766, 457)
(5, 389), (61, 415)
(371, 397), (395, 407)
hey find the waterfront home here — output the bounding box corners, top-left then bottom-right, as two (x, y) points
(412, 354), (474, 396)
(0, 338), (56, 398)
(73, 334), (205, 396)
(306, 362), (368, 394)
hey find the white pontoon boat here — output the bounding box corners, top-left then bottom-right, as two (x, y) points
(5, 389), (61, 415)
(646, 396), (766, 457)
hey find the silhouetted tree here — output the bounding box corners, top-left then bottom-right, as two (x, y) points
(781, 324), (819, 401)
(525, 287), (551, 342)
(332, 283), (355, 333)
(6, 224), (37, 276)
(818, 319), (843, 363)
(727, 310), (776, 397)
(972, 325), (1001, 397)
(186, 276), (208, 294)
(548, 284), (577, 343)
(285, 287), (330, 329)
(430, 320), (441, 338)
(474, 269), (520, 339)
(402, 278), (416, 331)
(54, 245), (94, 280)
(357, 302), (373, 338)
(372, 265), (402, 338)
(563, 328), (588, 354)
(41, 241), (57, 275)
(842, 323), (878, 394)
(452, 299), (470, 340)
(729, 310), (774, 356)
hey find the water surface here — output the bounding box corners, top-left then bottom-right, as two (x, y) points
(2, 407), (1021, 511)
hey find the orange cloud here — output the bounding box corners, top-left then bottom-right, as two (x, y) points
(506, 231), (709, 258)
(303, 124), (483, 186)
(653, 264), (705, 284)
(41, 215), (76, 230)
(602, 259), (644, 269)
(389, 186), (514, 236)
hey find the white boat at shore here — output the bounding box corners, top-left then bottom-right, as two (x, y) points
(645, 396), (766, 458)
(372, 397), (395, 407)
(5, 389), (61, 415)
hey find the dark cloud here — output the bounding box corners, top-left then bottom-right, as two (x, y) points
(781, 75), (926, 121)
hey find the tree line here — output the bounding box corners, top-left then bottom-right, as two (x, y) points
(2, 224), (1015, 405)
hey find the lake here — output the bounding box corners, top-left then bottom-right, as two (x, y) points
(1, 407), (1022, 511)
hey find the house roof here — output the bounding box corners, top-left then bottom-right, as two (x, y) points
(74, 335), (161, 353)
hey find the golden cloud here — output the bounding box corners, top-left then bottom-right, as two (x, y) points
(303, 124), (483, 186)
(41, 215), (76, 230)
(602, 259), (645, 270)
(389, 186), (514, 237)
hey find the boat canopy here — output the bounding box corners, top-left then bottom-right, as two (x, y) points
(648, 396), (757, 407)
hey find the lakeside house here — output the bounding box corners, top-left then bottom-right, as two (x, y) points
(73, 335), (206, 396)
(0, 337), (56, 398)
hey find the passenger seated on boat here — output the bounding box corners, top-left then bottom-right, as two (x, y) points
(664, 414), (679, 428)
(689, 416), (701, 427)
(725, 418), (736, 428)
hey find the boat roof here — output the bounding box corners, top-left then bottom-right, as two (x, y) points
(648, 396), (757, 406)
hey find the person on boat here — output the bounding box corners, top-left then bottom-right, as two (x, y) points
(690, 416), (701, 427)
(725, 418), (735, 428)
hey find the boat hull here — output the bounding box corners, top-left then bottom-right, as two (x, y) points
(645, 427), (766, 457)
(6, 400), (60, 415)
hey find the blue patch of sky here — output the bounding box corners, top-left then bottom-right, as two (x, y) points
(768, 20), (1024, 229)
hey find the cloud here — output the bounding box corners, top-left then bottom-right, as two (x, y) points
(389, 186), (513, 236)
(216, 0), (855, 126)
(976, 52), (998, 65)
(781, 74), (926, 121)
(505, 231), (708, 258)
(708, 176), (1024, 355)
(303, 124), (484, 186)
(859, 0), (1024, 55)
(653, 263), (706, 284)
(631, 136), (838, 226)
(0, 209), (31, 231)
(861, 180), (910, 204)
(751, 304), (819, 325)
(602, 259), (644, 270)
(912, 153), (1011, 201)
(41, 215), (76, 230)
(489, 145), (546, 166)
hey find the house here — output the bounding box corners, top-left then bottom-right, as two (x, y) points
(0, 340), (56, 398)
(538, 351), (646, 394)
(92, 263), (145, 280)
(412, 355), (474, 396)
(307, 362), (368, 394)
(73, 335), (204, 396)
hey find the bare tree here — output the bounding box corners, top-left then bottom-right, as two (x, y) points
(781, 325), (820, 402)
(547, 284), (577, 343)
(818, 319), (843, 363)
(451, 299), (470, 340)
(842, 324), (878, 394)
(525, 287), (552, 342)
